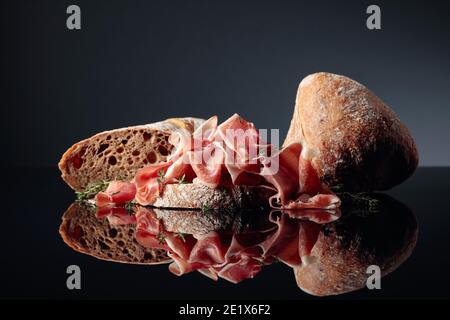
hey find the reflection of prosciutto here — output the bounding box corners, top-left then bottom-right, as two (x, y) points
(95, 114), (341, 211)
(101, 206), (337, 284)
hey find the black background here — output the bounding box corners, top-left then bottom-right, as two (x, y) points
(1, 0), (450, 167)
(1, 0), (450, 300)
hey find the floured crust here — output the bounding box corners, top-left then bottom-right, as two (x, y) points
(284, 72), (419, 191)
(59, 118), (204, 191)
(153, 184), (274, 211)
(294, 194), (418, 296)
(59, 202), (170, 265)
(153, 208), (265, 235)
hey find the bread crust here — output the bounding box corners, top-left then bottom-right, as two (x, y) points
(153, 208), (267, 235)
(294, 194), (418, 296)
(153, 184), (274, 211)
(284, 72), (419, 191)
(59, 117), (203, 191)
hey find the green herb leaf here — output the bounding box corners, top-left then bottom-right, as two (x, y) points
(157, 170), (166, 185)
(157, 232), (166, 244)
(201, 204), (210, 212)
(339, 192), (380, 213)
(75, 180), (109, 201)
(125, 200), (136, 213)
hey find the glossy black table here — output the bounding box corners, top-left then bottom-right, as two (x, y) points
(1, 167), (449, 299)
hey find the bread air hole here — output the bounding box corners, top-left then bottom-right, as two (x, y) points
(97, 144), (109, 154)
(71, 153), (83, 169)
(109, 228), (117, 238)
(146, 151), (157, 163)
(97, 240), (110, 250)
(108, 156), (117, 165)
(106, 135), (111, 140)
(132, 150), (140, 156)
(158, 145), (169, 156)
(117, 147), (124, 153)
(143, 252), (153, 260)
(143, 132), (151, 141)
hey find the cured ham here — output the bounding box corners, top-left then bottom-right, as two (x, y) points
(127, 206), (338, 284)
(95, 181), (136, 207)
(95, 113), (341, 211)
(95, 205), (137, 225)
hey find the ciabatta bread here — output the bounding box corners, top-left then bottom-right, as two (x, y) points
(153, 184), (274, 211)
(284, 72), (419, 191)
(59, 202), (170, 265)
(59, 118), (204, 191)
(294, 194), (418, 296)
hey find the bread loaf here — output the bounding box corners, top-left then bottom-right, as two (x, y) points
(284, 72), (419, 191)
(294, 194), (418, 296)
(153, 184), (274, 211)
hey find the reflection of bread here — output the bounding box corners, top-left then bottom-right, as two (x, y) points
(59, 118), (204, 191)
(59, 202), (170, 265)
(153, 184), (274, 211)
(294, 194), (418, 296)
(284, 73), (419, 191)
(153, 207), (269, 235)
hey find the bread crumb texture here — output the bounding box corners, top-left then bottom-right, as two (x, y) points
(64, 128), (172, 190)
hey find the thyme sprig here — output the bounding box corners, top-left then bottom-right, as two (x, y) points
(157, 232), (166, 244)
(75, 180), (109, 201)
(156, 170), (166, 185)
(331, 185), (380, 212)
(125, 200), (136, 213)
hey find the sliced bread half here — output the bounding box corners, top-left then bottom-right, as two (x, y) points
(59, 117), (203, 191)
(59, 202), (170, 265)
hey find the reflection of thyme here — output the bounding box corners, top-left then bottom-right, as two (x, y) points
(125, 200), (136, 213)
(157, 232), (166, 244)
(201, 204), (210, 213)
(332, 185), (380, 213)
(75, 180), (109, 201)
(79, 199), (96, 209)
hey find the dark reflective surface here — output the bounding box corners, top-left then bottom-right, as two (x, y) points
(1, 168), (449, 299)
(60, 203), (340, 287)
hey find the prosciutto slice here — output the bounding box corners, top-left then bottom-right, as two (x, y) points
(95, 181), (136, 207)
(95, 205), (137, 225)
(95, 113), (340, 211)
(128, 205), (337, 283)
